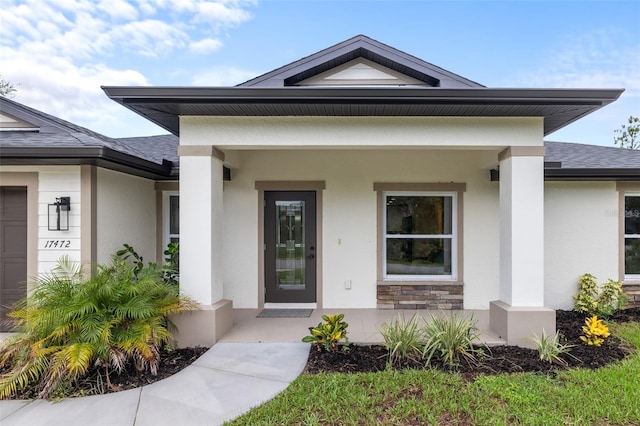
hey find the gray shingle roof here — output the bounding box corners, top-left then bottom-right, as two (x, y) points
(2, 96), (638, 180)
(1, 96), (176, 167)
(116, 134), (178, 164)
(545, 141), (640, 169)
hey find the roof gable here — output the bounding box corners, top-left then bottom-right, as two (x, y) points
(296, 58), (426, 86)
(0, 96), (78, 134)
(239, 35), (484, 88)
(1, 111), (39, 130)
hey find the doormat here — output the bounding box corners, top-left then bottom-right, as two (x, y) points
(257, 309), (313, 318)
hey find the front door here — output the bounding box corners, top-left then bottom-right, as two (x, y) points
(264, 191), (316, 303)
(0, 187), (28, 332)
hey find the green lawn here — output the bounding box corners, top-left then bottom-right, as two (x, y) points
(226, 322), (640, 425)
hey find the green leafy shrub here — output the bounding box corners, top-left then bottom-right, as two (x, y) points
(422, 312), (481, 368)
(0, 254), (198, 399)
(302, 313), (349, 352)
(580, 315), (610, 347)
(529, 329), (574, 367)
(115, 243), (145, 277)
(379, 313), (425, 365)
(573, 274), (627, 317)
(162, 242), (180, 285)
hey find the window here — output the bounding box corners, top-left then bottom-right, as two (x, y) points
(163, 192), (179, 247)
(625, 194), (640, 278)
(383, 192), (457, 279)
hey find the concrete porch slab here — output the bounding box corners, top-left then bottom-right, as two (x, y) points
(219, 308), (506, 346)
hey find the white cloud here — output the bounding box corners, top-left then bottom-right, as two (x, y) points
(0, 0), (257, 137)
(189, 37), (224, 54)
(520, 28), (640, 96)
(194, 1), (254, 26)
(3, 46), (153, 136)
(110, 20), (189, 57)
(98, 0), (139, 21)
(511, 28), (640, 145)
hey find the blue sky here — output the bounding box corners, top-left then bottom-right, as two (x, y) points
(2, 0), (639, 146)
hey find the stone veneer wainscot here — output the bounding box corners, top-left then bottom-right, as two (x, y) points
(377, 282), (463, 310)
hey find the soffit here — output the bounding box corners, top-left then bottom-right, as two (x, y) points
(102, 86), (623, 137)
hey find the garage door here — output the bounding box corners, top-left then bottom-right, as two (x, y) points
(0, 187), (27, 332)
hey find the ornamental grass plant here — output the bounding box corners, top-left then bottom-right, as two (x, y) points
(422, 312), (482, 368)
(379, 313), (425, 365)
(529, 329), (575, 367)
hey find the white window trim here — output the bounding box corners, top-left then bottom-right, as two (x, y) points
(162, 191), (179, 249)
(625, 193), (640, 280)
(382, 191), (457, 281)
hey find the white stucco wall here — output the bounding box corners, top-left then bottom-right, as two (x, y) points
(221, 149), (502, 309)
(544, 182), (619, 309)
(0, 165), (82, 274)
(96, 168), (156, 265)
(181, 116), (544, 149)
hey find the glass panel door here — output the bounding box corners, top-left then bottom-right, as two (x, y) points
(276, 201), (306, 290)
(265, 191), (316, 303)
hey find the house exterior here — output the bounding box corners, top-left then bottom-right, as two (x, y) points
(2, 35), (640, 347)
(0, 97), (180, 331)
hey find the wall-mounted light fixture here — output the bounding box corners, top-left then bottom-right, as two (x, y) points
(48, 197), (70, 231)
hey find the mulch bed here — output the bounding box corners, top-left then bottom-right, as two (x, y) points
(4, 309), (639, 399)
(3, 346), (209, 399)
(304, 309), (640, 377)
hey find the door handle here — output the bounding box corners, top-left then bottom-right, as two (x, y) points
(307, 254), (315, 259)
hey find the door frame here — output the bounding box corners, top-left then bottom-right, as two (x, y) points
(264, 191), (316, 303)
(256, 181), (324, 309)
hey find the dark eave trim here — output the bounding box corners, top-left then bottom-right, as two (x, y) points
(282, 47), (442, 87)
(544, 168), (640, 181)
(0, 147), (175, 180)
(102, 86), (623, 102)
(491, 167), (640, 182)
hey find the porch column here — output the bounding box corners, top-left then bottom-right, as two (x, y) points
(171, 146), (232, 347)
(490, 146), (555, 347)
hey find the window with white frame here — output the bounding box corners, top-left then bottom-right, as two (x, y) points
(625, 194), (640, 278)
(163, 192), (179, 247)
(383, 192), (456, 279)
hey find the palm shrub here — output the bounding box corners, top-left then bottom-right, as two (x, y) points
(379, 313), (425, 365)
(0, 255), (198, 399)
(422, 312), (481, 368)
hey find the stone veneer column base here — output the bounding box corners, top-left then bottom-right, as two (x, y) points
(489, 300), (555, 348)
(622, 282), (640, 308)
(170, 299), (233, 348)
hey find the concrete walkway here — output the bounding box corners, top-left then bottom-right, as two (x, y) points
(0, 343), (310, 426)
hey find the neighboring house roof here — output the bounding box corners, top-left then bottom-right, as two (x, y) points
(102, 35), (623, 137)
(543, 141), (640, 181)
(0, 96), (176, 180)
